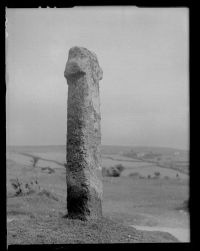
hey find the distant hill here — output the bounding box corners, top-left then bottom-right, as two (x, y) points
(100, 145), (188, 156)
(6, 144), (189, 175)
(6, 145), (66, 153)
(7, 144), (188, 156)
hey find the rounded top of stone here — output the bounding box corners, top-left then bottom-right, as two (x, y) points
(69, 46), (98, 61)
(64, 46), (103, 82)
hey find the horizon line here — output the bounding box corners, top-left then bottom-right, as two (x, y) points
(6, 143), (189, 151)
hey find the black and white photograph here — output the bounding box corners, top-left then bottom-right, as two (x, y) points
(6, 6), (189, 244)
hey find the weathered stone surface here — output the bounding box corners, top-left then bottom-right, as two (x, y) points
(64, 47), (103, 220)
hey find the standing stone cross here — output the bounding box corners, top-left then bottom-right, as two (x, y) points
(64, 47), (103, 220)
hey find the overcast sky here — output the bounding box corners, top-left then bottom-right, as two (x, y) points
(6, 7), (189, 149)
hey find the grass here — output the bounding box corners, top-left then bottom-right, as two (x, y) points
(6, 148), (190, 244)
(7, 193), (178, 244)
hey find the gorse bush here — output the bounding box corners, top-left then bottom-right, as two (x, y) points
(102, 164), (125, 177)
(10, 178), (40, 196)
(109, 167), (121, 177)
(10, 178), (23, 196)
(154, 172), (160, 177)
(9, 178), (59, 201)
(115, 164), (125, 173)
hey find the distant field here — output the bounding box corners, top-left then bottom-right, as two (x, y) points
(7, 144), (189, 168)
(7, 144), (189, 179)
(7, 152), (189, 180)
(101, 153), (188, 179)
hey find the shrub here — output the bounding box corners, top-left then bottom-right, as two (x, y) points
(154, 171), (160, 178)
(10, 178), (23, 196)
(115, 164), (125, 173)
(110, 167), (121, 177)
(102, 164), (124, 177)
(10, 178), (40, 196)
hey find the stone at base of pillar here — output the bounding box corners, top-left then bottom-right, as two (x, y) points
(67, 184), (102, 220)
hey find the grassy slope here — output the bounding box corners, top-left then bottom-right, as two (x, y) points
(6, 149), (189, 244)
(103, 177), (189, 228)
(7, 193), (178, 244)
